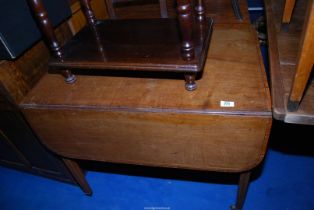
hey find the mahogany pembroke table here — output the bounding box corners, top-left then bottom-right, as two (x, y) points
(21, 0), (271, 209)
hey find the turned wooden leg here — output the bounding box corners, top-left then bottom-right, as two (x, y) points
(28, 0), (76, 84)
(184, 74), (197, 91)
(195, 0), (205, 21)
(231, 171), (251, 210)
(62, 70), (77, 84)
(231, 0), (243, 21)
(287, 1), (314, 112)
(176, 0), (195, 61)
(79, 0), (97, 25)
(282, 0), (296, 24)
(63, 158), (93, 196)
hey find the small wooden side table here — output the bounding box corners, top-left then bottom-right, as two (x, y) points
(20, 24), (271, 210)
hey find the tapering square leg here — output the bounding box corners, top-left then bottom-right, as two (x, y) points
(287, 1), (314, 111)
(231, 171), (251, 210)
(63, 158), (93, 195)
(282, 0), (296, 24)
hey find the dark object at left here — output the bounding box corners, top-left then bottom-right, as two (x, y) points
(0, 0), (71, 59)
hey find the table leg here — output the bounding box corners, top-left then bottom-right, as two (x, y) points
(231, 171), (251, 210)
(176, 0), (195, 61)
(27, 0), (76, 84)
(287, 1), (314, 111)
(282, 0), (296, 24)
(63, 158), (93, 196)
(79, 0), (97, 25)
(195, 0), (205, 21)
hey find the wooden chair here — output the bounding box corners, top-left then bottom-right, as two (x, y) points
(27, 0), (213, 91)
(282, 0), (296, 24)
(105, 0), (168, 18)
(287, 0), (314, 111)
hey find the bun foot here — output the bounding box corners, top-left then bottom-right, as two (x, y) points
(185, 74), (197, 91)
(65, 74), (77, 84)
(62, 70), (77, 84)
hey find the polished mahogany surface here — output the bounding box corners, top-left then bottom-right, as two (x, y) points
(18, 1), (270, 206)
(21, 25), (272, 173)
(50, 18), (213, 73)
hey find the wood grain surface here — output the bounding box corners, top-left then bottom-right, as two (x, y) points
(23, 109), (271, 172)
(49, 18), (213, 73)
(22, 25), (270, 114)
(21, 24), (271, 172)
